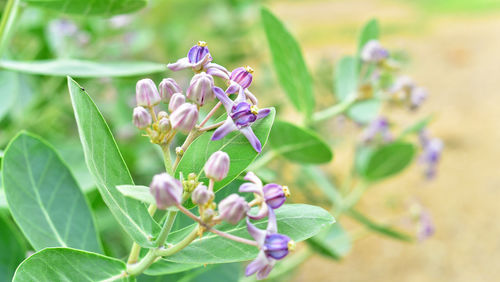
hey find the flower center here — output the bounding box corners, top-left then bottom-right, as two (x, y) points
(231, 102), (257, 128)
(197, 41), (207, 47)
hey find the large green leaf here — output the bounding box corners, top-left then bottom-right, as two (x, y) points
(0, 184), (7, 211)
(13, 248), (128, 282)
(140, 263), (240, 282)
(23, 0), (147, 17)
(347, 209), (413, 242)
(0, 59), (165, 78)
(175, 109), (275, 208)
(261, 8), (315, 117)
(307, 223), (351, 260)
(2, 132), (102, 253)
(0, 215), (26, 281)
(269, 120), (333, 164)
(334, 56), (358, 102)
(163, 204), (334, 264)
(347, 98), (382, 125)
(0, 71), (19, 121)
(357, 142), (416, 181)
(68, 77), (159, 247)
(145, 261), (201, 276)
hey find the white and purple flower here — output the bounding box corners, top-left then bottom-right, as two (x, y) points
(211, 87), (270, 153)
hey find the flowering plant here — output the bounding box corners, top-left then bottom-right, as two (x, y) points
(0, 2), (442, 282)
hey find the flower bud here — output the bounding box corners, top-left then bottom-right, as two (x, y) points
(361, 40), (389, 63)
(192, 184), (214, 205)
(264, 233), (294, 260)
(168, 93), (186, 113)
(218, 194), (249, 224)
(186, 72), (215, 106)
(150, 173), (183, 209)
(230, 66), (253, 89)
(159, 78), (182, 103)
(204, 151), (230, 181)
(157, 111), (168, 120)
(262, 184), (289, 209)
(158, 117), (171, 132)
(136, 78), (161, 107)
(170, 103), (199, 133)
(132, 106), (152, 129)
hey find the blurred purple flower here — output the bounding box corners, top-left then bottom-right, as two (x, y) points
(361, 117), (393, 144)
(361, 40), (389, 63)
(419, 130), (444, 179)
(417, 210), (435, 241)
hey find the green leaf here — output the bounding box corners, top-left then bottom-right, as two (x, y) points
(68, 77), (159, 247)
(347, 99), (382, 124)
(0, 184), (7, 211)
(140, 263), (240, 282)
(307, 223), (351, 260)
(334, 56), (358, 102)
(400, 116), (432, 138)
(0, 59), (166, 78)
(0, 71), (19, 121)
(145, 261), (201, 276)
(2, 132), (102, 253)
(0, 215), (26, 281)
(347, 209), (413, 242)
(175, 108), (275, 209)
(164, 204), (334, 264)
(117, 185), (155, 205)
(358, 142), (416, 181)
(269, 120), (333, 164)
(261, 8), (315, 117)
(23, 0), (147, 17)
(13, 248), (128, 282)
(357, 19), (380, 64)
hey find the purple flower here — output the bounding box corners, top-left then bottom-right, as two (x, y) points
(150, 173), (183, 209)
(170, 103), (199, 133)
(226, 66), (253, 93)
(136, 79), (161, 107)
(132, 106), (152, 129)
(361, 40), (389, 63)
(168, 93), (186, 113)
(410, 87), (427, 110)
(159, 78), (182, 103)
(218, 194), (249, 224)
(417, 210), (435, 241)
(211, 87), (270, 152)
(361, 117), (393, 144)
(245, 209), (295, 280)
(186, 72), (215, 106)
(419, 130), (443, 179)
(191, 184), (213, 206)
(204, 151), (230, 181)
(239, 172), (289, 219)
(168, 41), (212, 72)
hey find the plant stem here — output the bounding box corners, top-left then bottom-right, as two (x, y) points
(311, 94), (357, 124)
(156, 225), (200, 256)
(209, 228), (258, 247)
(208, 179), (214, 192)
(161, 144), (174, 175)
(127, 204), (157, 264)
(340, 182), (368, 214)
(155, 210), (177, 247)
(0, 0), (20, 57)
(173, 129), (200, 170)
(199, 101), (222, 127)
(176, 204), (202, 224)
(199, 120), (225, 132)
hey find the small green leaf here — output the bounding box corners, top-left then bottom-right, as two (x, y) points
(175, 109), (275, 208)
(145, 261), (201, 276)
(347, 209), (413, 242)
(117, 185), (155, 205)
(357, 19), (380, 65)
(347, 99), (382, 124)
(261, 8), (315, 117)
(13, 248), (128, 282)
(0, 215), (26, 281)
(400, 116), (432, 138)
(23, 0), (147, 17)
(68, 77), (159, 247)
(358, 142), (416, 181)
(307, 223), (351, 260)
(163, 204), (334, 264)
(0, 59), (166, 78)
(269, 120), (333, 164)
(2, 132), (102, 253)
(334, 56), (358, 102)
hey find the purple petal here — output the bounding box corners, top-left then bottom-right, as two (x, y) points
(246, 218), (267, 245)
(239, 183), (262, 194)
(235, 86), (246, 103)
(211, 118), (237, 141)
(247, 204), (269, 220)
(244, 172), (263, 186)
(240, 127), (262, 153)
(225, 82), (240, 95)
(191, 54), (212, 71)
(245, 251), (271, 277)
(256, 108), (271, 120)
(167, 57), (193, 71)
(266, 208), (277, 233)
(213, 86), (234, 113)
(206, 63), (230, 80)
(256, 262), (274, 280)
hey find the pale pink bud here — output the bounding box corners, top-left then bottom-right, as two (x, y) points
(159, 78), (182, 103)
(218, 194), (249, 224)
(204, 151), (230, 181)
(132, 106), (152, 129)
(192, 184), (214, 205)
(150, 173), (183, 209)
(158, 117), (171, 132)
(186, 72), (215, 106)
(168, 93), (186, 113)
(170, 103), (198, 133)
(136, 78), (161, 107)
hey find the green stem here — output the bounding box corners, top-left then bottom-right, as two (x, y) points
(161, 144), (174, 175)
(340, 182), (368, 214)
(311, 94), (357, 124)
(0, 0), (20, 57)
(156, 225), (200, 256)
(155, 210), (177, 247)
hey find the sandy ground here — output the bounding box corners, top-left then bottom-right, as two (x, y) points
(268, 1), (500, 281)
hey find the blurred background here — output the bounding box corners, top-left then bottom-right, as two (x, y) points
(1, 0), (499, 281)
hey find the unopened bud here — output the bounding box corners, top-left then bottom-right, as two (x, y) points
(186, 72), (215, 106)
(157, 111), (168, 120)
(158, 117), (171, 132)
(168, 93), (186, 113)
(218, 194), (249, 224)
(192, 184), (214, 205)
(170, 103), (198, 133)
(150, 173), (183, 209)
(262, 184), (289, 209)
(204, 151), (230, 181)
(132, 106), (152, 129)
(136, 78), (161, 107)
(159, 78), (182, 103)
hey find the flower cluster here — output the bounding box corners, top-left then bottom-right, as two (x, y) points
(132, 41), (270, 152)
(147, 150), (293, 280)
